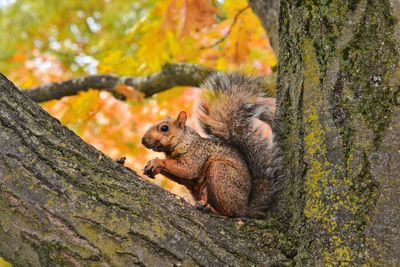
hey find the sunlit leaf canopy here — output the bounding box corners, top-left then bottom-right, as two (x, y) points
(0, 0), (276, 199)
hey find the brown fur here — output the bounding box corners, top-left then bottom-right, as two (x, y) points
(142, 111), (251, 217)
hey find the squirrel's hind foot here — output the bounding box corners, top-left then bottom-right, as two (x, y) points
(194, 200), (218, 215)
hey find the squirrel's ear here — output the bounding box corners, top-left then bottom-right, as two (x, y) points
(176, 111), (187, 128)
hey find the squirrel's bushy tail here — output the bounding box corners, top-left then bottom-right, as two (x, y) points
(196, 72), (283, 218)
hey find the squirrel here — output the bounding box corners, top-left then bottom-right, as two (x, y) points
(141, 72), (282, 218)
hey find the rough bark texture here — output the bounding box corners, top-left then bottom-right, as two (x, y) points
(0, 74), (290, 266)
(275, 0), (400, 266)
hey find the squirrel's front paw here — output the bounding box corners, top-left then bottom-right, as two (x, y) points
(143, 158), (163, 178)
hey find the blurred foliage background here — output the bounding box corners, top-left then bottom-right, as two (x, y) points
(0, 0), (276, 219)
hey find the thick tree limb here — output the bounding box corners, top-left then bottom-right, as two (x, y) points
(0, 74), (290, 266)
(22, 63), (214, 102)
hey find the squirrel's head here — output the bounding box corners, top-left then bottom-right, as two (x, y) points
(141, 111), (188, 153)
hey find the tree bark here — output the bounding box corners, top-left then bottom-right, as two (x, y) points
(275, 0), (400, 265)
(0, 74), (290, 266)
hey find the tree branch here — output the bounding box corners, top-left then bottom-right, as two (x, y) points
(19, 63), (276, 103)
(201, 6), (250, 49)
(22, 63), (215, 102)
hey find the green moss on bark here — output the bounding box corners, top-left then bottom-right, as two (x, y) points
(277, 0), (399, 266)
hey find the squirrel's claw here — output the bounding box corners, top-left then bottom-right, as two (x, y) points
(143, 163), (155, 178)
(143, 158), (161, 178)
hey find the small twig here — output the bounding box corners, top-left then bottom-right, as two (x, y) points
(201, 6), (250, 49)
(116, 157), (126, 165)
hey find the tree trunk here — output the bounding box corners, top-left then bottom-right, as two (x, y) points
(0, 74), (290, 266)
(274, 0), (400, 265)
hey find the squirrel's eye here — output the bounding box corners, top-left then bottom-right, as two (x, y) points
(160, 125), (169, 132)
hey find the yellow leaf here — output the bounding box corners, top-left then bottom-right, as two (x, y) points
(0, 257), (12, 267)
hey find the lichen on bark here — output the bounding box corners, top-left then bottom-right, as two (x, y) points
(277, 0), (400, 265)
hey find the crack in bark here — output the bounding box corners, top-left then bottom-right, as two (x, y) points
(19, 229), (103, 267)
(42, 208), (103, 259)
(115, 251), (146, 267)
(161, 217), (232, 266)
(73, 214), (127, 241)
(127, 229), (191, 265)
